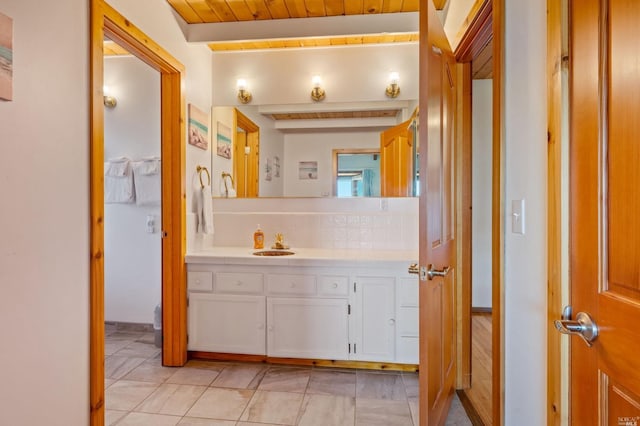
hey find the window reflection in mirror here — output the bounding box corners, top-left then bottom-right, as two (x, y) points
(333, 149), (381, 197)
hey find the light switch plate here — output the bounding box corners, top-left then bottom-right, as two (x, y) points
(511, 199), (525, 234)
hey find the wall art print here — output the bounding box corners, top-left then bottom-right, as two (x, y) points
(216, 121), (232, 159)
(0, 11), (13, 102)
(298, 161), (318, 180)
(188, 104), (209, 150)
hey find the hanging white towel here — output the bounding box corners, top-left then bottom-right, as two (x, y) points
(196, 185), (215, 235)
(132, 158), (161, 206)
(105, 158), (134, 204)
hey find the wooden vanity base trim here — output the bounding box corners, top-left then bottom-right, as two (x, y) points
(188, 351), (419, 372)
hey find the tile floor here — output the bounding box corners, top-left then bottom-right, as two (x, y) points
(105, 327), (472, 426)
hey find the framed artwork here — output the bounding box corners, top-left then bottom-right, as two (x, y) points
(265, 157), (272, 181)
(216, 122), (232, 159)
(274, 156), (280, 178)
(0, 12), (13, 102)
(298, 161), (318, 180)
(187, 104), (209, 150)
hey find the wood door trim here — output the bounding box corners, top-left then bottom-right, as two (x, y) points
(454, 0), (493, 62)
(90, 1), (187, 423)
(455, 61), (472, 390)
(547, 0), (563, 424)
(491, 0), (505, 424)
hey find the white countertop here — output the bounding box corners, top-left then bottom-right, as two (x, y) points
(185, 246), (418, 267)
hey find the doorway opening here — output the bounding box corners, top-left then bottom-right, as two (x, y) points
(89, 1), (187, 423)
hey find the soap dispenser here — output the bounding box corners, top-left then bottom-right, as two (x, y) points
(253, 224), (264, 249)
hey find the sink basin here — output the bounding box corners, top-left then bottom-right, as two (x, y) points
(253, 250), (295, 256)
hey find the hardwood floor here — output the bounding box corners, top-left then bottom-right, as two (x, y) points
(464, 313), (492, 425)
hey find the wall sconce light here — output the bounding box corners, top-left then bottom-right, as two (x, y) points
(237, 79), (252, 104)
(103, 85), (117, 108)
(385, 72), (400, 98)
(310, 75), (325, 102)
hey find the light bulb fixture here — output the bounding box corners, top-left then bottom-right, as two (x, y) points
(237, 78), (252, 104)
(103, 85), (117, 108)
(310, 75), (325, 102)
(385, 71), (400, 98)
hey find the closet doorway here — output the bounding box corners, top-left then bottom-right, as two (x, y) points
(90, 1), (187, 424)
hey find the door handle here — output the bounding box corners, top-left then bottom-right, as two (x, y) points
(427, 264), (450, 280)
(408, 263), (419, 275)
(554, 305), (598, 347)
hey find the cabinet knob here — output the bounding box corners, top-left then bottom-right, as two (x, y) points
(332, 283), (338, 288)
(290, 282), (296, 288)
(236, 281), (243, 286)
(268, 325), (274, 332)
(388, 319), (396, 326)
(195, 279), (201, 284)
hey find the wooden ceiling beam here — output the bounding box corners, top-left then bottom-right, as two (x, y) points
(185, 11), (418, 42)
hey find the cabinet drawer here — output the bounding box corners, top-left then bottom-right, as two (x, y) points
(267, 274), (316, 295)
(318, 275), (349, 296)
(188, 271), (213, 292)
(216, 272), (263, 294)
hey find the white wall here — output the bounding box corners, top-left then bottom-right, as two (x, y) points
(0, 1), (89, 424)
(104, 56), (161, 324)
(105, 0), (213, 252)
(211, 105), (285, 197)
(471, 79), (492, 308)
(503, 1), (547, 424)
(283, 130), (381, 197)
(211, 43), (419, 106)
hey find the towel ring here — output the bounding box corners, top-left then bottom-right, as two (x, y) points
(196, 165), (210, 189)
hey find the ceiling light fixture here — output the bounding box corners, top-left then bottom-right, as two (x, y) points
(385, 72), (400, 98)
(310, 75), (325, 102)
(237, 79), (252, 104)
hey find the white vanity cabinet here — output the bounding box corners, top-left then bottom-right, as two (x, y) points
(267, 297), (349, 359)
(186, 258), (419, 365)
(349, 276), (396, 362)
(188, 293), (266, 354)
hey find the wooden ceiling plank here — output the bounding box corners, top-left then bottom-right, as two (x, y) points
(245, 0), (274, 20)
(382, 0), (404, 13)
(314, 37), (331, 46)
(363, 0), (384, 14)
(264, 0), (291, 18)
(400, 0), (419, 12)
(346, 36), (364, 44)
(188, 0), (223, 22)
(224, 0), (256, 20)
(268, 39), (286, 48)
(344, 0), (364, 14)
(283, 0), (309, 17)
(329, 36), (348, 45)
(206, 0), (239, 21)
(323, 0), (345, 16)
(304, 0), (327, 17)
(167, 0), (204, 23)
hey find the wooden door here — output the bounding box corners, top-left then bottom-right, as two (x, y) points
(418, 0), (456, 424)
(233, 108), (260, 197)
(380, 119), (413, 196)
(234, 130), (248, 197)
(569, 0), (640, 424)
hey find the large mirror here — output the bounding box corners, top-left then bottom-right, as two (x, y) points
(208, 42), (419, 198)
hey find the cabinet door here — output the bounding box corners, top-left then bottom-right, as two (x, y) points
(351, 277), (396, 362)
(188, 293), (265, 355)
(267, 297), (349, 360)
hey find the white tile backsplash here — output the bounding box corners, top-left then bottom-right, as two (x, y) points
(190, 198), (418, 251)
